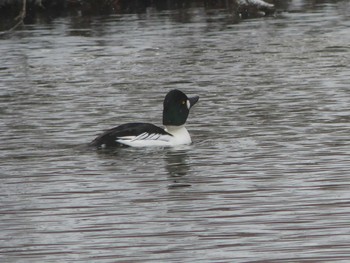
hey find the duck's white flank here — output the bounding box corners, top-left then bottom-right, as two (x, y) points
(116, 125), (191, 147)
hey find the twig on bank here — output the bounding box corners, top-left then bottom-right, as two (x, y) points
(0, 0), (27, 35)
(11, 0), (27, 31)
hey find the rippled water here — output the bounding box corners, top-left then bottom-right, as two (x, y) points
(1, 1), (350, 262)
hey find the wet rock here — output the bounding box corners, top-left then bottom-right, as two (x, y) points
(237, 0), (275, 18)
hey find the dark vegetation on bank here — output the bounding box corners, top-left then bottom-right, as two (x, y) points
(1, 0), (277, 18)
(0, 0), (340, 33)
(1, 0), (278, 32)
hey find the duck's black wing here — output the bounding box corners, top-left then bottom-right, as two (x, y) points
(89, 122), (171, 148)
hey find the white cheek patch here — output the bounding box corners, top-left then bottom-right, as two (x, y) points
(186, 100), (191, 109)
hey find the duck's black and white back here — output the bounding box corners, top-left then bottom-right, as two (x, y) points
(90, 89), (199, 148)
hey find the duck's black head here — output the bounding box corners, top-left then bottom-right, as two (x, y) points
(162, 89), (199, 126)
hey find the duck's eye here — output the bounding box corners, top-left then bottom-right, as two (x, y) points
(181, 100), (186, 105)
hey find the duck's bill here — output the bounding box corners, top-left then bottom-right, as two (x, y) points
(189, 96), (199, 108)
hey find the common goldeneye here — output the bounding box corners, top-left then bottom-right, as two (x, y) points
(89, 89), (199, 148)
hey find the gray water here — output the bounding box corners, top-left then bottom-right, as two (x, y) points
(1, 1), (350, 262)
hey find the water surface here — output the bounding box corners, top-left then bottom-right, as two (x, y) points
(1, 1), (350, 262)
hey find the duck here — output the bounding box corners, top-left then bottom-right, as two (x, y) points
(89, 89), (199, 148)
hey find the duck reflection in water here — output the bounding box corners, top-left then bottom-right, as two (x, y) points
(165, 149), (192, 188)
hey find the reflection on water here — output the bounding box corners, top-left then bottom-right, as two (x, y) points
(165, 149), (193, 188)
(1, 0), (350, 262)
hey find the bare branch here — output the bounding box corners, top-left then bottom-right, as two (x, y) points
(1, 0), (27, 34)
